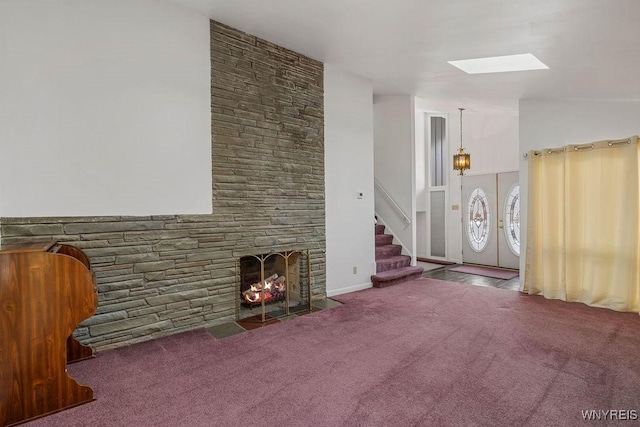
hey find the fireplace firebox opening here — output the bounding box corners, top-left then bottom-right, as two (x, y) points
(235, 249), (312, 323)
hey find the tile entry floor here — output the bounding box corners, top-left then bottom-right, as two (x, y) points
(422, 264), (521, 291)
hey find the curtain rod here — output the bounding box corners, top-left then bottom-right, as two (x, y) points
(522, 148), (564, 158)
(523, 136), (636, 158)
(573, 143), (594, 151)
(608, 139), (632, 146)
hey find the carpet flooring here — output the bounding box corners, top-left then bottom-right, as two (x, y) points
(27, 278), (640, 426)
(448, 265), (519, 280)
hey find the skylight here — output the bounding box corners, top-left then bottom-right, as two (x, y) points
(448, 53), (548, 74)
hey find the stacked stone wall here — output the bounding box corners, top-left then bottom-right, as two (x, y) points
(0, 21), (325, 350)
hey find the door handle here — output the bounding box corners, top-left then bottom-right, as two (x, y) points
(499, 218), (504, 229)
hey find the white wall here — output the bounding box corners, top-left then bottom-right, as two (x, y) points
(415, 98), (519, 263)
(373, 95), (416, 261)
(324, 65), (375, 296)
(519, 99), (640, 281)
(460, 113), (519, 176)
(0, 0), (212, 217)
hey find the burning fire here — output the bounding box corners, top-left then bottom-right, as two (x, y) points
(242, 273), (286, 304)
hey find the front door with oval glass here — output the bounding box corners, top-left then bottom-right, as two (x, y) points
(461, 171), (519, 269)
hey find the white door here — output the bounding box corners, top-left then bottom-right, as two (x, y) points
(462, 174), (498, 266)
(462, 172), (519, 268)
(497, 172), (520, 269)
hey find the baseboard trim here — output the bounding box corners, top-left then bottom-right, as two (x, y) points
(327, 281), (372, 297)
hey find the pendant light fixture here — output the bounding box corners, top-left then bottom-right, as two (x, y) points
(453, 107), (471, 175)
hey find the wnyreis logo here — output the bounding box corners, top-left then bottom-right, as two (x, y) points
(582, 410), (638, 421)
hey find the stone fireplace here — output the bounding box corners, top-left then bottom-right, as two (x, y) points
(0, 20), (325, 351)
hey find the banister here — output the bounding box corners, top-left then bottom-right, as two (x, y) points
(374, 179), (411, 227)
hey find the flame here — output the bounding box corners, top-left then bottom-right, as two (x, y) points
(242, 274), (287, 305)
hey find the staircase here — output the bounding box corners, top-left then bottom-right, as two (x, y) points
(371, 224), (424, 288)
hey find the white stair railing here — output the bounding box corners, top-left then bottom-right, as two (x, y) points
(374, 179), (411, 227)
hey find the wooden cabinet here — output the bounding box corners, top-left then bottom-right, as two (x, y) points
(0, 241), (97, 426)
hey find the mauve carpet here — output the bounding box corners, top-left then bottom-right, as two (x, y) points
(26, 278), (640, 427)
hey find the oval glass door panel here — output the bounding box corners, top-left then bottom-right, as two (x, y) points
(504, 184), (520, 256)
(467, 188), (491, 252)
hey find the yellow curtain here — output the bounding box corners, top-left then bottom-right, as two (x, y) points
(524, 136), (640, 313)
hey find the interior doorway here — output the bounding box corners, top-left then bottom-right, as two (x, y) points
(461, 171), (520, 269)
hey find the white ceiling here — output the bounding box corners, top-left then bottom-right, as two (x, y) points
(170, 0), (640, 112)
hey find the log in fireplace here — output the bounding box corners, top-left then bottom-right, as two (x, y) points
(241, 273), (286, 306)
(236, 249), (312, 323)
